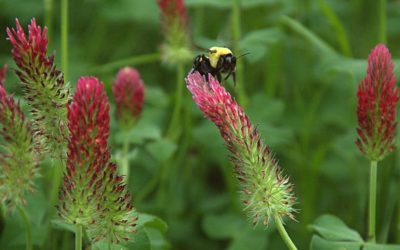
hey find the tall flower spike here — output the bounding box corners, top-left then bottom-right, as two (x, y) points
(158, 0), (192, 65)
(186, 72), (296, 225)
(58, 77), (137, 243)
(7, 18), (70, 161)
(112, 67), (144, 128)
(356, 44), (399, 161)
(0, 70), (39, 210)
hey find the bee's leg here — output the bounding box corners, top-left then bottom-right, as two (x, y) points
(232, 72), (236, 90)
(216, 73), (222, 83)
(224, 71), (232, 81)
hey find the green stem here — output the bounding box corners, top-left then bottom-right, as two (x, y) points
(378, 0), (386, 43)
(231, 0), (247, 106)
(368, 160), (378, 242)
(120, 138), (130, 184)
(167, 63), (185, 140)
(75, 224), (82, 250)
(92, 53), (160, 74)
(17, 206), (33, 250)
(44, 0), (53, 41)
(61, 0), (68, 82)
(273, 214), (298, 250)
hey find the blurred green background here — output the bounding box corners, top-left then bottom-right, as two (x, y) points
(1, 0), (400, 249)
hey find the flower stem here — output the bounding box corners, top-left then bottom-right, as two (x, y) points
(17, 206), (32, 250)
(378, 0), (386, 44)
(120, 138), (130, 184)
(44, 0), (53, 40)
(75, 224), (82, 250)
(273, 214), (297, 250)
(167, 63), (185, 140)
(368, 160), (378, 242)
(91, 52), (160, 74)
(231, 0), (247, 106)
(61, 0), (68, 82)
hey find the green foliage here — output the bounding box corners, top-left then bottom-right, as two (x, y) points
(1, 0), (400, 249)
(309, 214), (400, 249)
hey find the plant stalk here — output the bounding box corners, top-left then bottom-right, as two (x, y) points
(273, 214), (297, 250)
(167, 63), (185, 140)
(368, 160), (378, 242)
(120, 138), (130, 184)
(378, 0), (386, 44)
(44, 0), (53, 40)
(231, 0), (247, 106)
(61, 0), (68, 82)
(17, 206), (33, 250)
(92, 53), (160, 74)
(75, 224), (82, 250)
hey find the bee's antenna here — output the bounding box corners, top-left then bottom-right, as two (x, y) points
(237, 52), (250, 59)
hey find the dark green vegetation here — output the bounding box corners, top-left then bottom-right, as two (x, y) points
(1, 0), (400, 249)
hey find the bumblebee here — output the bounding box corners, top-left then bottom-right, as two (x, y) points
(191, 46), (237, 87)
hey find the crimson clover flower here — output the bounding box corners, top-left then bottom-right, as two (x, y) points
(112, 67), (144, 128)
(58, 77), (137, 243)
(186, 72), (296, 225)
(0, 66), (39, 210)
(7, 18), (70, 161)
(356, 44), (399, 161)
(158, 0), (192, 65)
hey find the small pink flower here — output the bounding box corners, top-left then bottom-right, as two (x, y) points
(112, 67), (144, 126)
(356, 44), (399, 161)
(158, 0), (187, 28)
(7, 18), (50, 70)
(186, 72), (296, 225)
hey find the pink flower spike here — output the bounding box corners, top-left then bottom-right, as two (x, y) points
(356, 44), (399, 161)
(186, 72), (296, 225)
(59, 77), (137, 243)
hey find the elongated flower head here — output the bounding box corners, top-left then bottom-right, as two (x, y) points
(0, 74), (39, 211)
(356, 44), (399, 161)
(7, 18), (70, 161)
(158, 0), (192, 65)
(187, 72), (296, 225)
(112, 67), (144, 127)
(0, 65), (7, 86)
(58, 77), (137, 243)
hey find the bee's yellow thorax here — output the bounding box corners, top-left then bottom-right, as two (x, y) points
(207, 47), (233, 68)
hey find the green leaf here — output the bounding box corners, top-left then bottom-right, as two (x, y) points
(309, 214), (363, 242)
(145, 138), (177, 162)
(240, 0), (282, 8)
(228, 227), (268, 250)
(247, 95), (284, 123)
(94, 228), (151, 250)
(137, 213), (168, 233)
(239, 28), (283, 63)
(202, 213), (246, 239)
(310, 235), (362, 250)
(186, 0), (281, 8)
(192, 120), (227, 163)
(92, 213), (168, 250)
(51, 219), (75, 233)
(115, 119), (162, 145)
(185, 0), (231, 8)
(311, 235), (400, 250)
